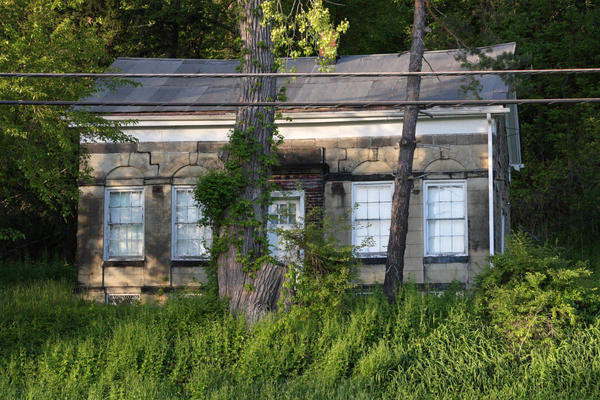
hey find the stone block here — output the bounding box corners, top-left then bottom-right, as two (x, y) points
(326, 148), (347, 162)
(340, 137), (371, 148)
(159, 152), (191, 177)
(129, 152), (158, 176)
(138, 141), (198, 153)
(87, 153), (129, 178)
(357, 264), (385, 284)
(104, 267), (144, 287)
(424, 262), (468, 284)
(404, 269), (423, 284)
(371, 136), (397, 147)
(172, 266), (209, 286)
(314, 138), (339, 148)
(378, 146), (399, 166)
(197, 142), (226, 153)
(353, 161), (393, 175)
(85, 143), (138, 154)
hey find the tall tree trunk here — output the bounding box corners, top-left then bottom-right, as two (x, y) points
(383, 0), (426, 302)
(217, 0), (285, 323)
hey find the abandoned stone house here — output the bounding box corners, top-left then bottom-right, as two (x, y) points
(77, 42), (522, 303)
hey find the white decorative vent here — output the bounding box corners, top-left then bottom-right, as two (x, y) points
(106, 294), (140, 305)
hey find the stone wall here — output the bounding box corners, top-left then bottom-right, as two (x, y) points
(78, 131), (496, 299)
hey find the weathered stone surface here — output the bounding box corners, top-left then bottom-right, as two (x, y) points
(158, 152), (190, 177)
(172, 266), (209, 286)
(325, 148), (347, 163)
(129, 152), (158, 176)
(138, 141), (198, 153)
(353, 160), (393, 175)
(104, 267), (144, 287)
(424, 262), (468, 283)
(87, 153), (129, 178)
(172, 165), (209, 184)
(85, 143), (138, 154)
(144, 186), (171, 286)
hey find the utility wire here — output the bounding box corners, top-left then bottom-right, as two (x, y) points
(1, 68), (600, 78)
(1, 98), (600, 107)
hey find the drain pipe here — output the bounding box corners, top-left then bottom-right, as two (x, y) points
(487, 113), (495, 257)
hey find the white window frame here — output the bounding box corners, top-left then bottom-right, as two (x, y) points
(103, 187), (145, 261)
(351, 181), (394, 258)
(423, 180), (468, 257)
(171, 186), (211, 260)
(268, 190), (304, 260)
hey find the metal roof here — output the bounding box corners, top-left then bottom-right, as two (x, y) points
(86, 43), (516, 114)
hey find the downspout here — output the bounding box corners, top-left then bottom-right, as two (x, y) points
(487, 113), (495, 257)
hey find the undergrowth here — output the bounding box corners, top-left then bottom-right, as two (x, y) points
(1, 241), (599, 399)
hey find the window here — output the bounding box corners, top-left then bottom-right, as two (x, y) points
(423, 180), (467, 256)
(352, 182), (393, 256)
(104, 188), (144, 260)
(172, 187), (211, 260)
(268, 191), (304, 259)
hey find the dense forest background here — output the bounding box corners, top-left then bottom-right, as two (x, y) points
(1, 0), (599, 260)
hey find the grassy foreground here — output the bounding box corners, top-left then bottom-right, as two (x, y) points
(1, 257), (600, 399)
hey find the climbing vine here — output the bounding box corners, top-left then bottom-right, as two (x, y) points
(195, 0), (348, 288)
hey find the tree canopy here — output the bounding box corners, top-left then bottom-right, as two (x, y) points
(1, 0), (599, 258)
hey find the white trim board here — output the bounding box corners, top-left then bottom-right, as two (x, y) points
(101, 116), (491, 143)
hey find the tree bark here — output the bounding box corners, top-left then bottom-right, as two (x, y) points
(383, 0), (426, 302)
(217, 0), (285, 323)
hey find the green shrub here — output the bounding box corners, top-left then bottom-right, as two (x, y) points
(477, 233), (600, 350)
(274, 208), (359, 314)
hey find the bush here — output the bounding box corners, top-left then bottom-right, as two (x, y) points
(274, 208), (359, 314)
(476, 233), (600, 350)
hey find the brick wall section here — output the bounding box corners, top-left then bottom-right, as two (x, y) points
(271, 173), (324, 221)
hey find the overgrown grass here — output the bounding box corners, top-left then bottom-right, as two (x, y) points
(1, 252), (600, 399)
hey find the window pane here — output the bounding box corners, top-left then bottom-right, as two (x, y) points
(452, 220), (465, 236)
(131, 191), (141, 206)
(356, 187), (368, 203)
(440, 236), (452, 253)
(367, 202), (379, 219)
(110, 208), (121, 224)
(356, 223), (368, 238)
(381, 219), (391, 234)
(367, 187), (379, 202)
(452, 236), (464, 253)
(356, 202), (368, 220)
(438, 202), (452, 218)
(380, 202), (392, 219)
(439, 188), (452, 202)
(450, 186), (463, 202)
(380, 186), (392, 202)
(451, 202), (464, 218)
(131, 207), (143, 223)
(368, 220), (381, 237)
(428, 220), (440, 236)
(425, 182), (466, 256)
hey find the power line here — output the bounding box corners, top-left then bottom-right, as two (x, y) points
(1, 98), (600, 107)
(1, 68), (600, 79)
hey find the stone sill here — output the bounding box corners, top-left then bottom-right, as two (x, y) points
(423, 256), (469, 264)
(103, 260), (145, 267)
(171, 260), (210, 267)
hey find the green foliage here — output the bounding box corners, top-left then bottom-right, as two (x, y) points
(477, 233), (600, 350)
(263, 0), (349, 68)
(0, 0), (132, 256)
(2, 263), (600, 399)
(275, 208), (359, 313)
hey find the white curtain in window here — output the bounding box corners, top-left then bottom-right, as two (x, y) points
(108, 191), (143, 257)
(426, 184), (466, 255)
(174, 189), (211, 258)
(354, 183), (392, 254)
